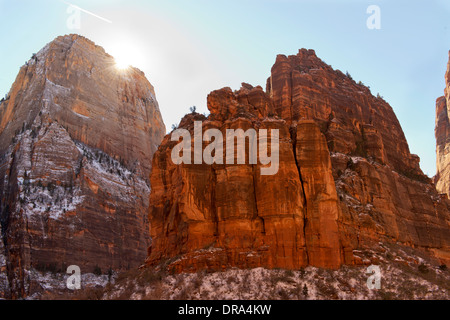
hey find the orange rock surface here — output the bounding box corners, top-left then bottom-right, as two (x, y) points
(436, 51), (450, 198)
(147, 50), (450, 272)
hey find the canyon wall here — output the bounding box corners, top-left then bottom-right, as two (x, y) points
(436, 51), (450, 198)
(147, 49), (450, 272)
(0, 35), (165, 298)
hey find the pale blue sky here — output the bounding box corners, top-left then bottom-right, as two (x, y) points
(1, 0), (449, 176)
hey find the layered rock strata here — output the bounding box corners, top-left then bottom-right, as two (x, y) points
(147, 50), (450, 272)
(0, 34), (165, 298)
(435, 51), (450, 198)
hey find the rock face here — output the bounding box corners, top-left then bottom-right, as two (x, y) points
(147, 49), (450, 273)
(0, 35), (165, 298)
(0, 223), (8, 299)
(436, 51), (450, 198)
(268, 50), (421, 173)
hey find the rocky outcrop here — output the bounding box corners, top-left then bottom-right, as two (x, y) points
(436, 51), (450, 198)
(268, 49), (421, 173)
(0, 34), (165, 298)
(147, 86), (343, 271)
(147, 50), (450, 273)
(147, 86), (311, 271)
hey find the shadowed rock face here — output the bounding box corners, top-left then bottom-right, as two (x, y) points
(0, 34), (165, 298)
(147, 50), (450, 273)
(436, 51), (450, 198)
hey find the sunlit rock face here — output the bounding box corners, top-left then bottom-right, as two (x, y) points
(0, 34), (166, 298)
(147, 50), (450, 274)
(436, 51), (450, 198)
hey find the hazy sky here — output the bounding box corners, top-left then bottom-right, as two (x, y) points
(1, 0), (449, 176)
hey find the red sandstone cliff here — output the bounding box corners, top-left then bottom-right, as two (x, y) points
(147, 49), (450, 273)
(436, 51), (450, 198)
(0, 35), (165, 298)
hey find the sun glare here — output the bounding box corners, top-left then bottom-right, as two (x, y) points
(106, 41), (145, 71)
(114, 56), (131, 70)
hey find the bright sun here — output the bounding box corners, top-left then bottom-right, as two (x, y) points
(107, 42), (145, 71)
(114, 55), (131, 70)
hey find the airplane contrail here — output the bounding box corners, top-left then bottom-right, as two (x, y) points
(60, 0), (112, 24)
